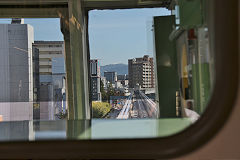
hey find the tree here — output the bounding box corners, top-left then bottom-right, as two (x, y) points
(92, 102), (111, 118)
(100, 80), (108, 101)
(106, 82), (115, 102)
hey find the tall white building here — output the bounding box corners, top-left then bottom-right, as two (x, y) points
(0, 19), (34, 121)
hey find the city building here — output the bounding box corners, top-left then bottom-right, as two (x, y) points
(0, 18), (34, 121)
(33, 41), (66, 120)
(33, 41), (65, 76)
(121, 80), (129, 87)
(101, 77), (107, 90)
(117, 74), (129, 87)
(32, 46), (40, 119)
(117, 74), (128, 81)
(104, 71), (117, 84)
(128, 55), (155, 89)
(115, 81), (123, 89)
(90, 59), (101, 101)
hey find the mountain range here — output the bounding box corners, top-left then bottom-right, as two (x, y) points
(100, 63), (128, 76)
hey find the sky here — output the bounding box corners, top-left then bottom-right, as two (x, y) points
(89, 8), (171, 65)
(0, 18), (63, 41)
(0, 8), (170, 66)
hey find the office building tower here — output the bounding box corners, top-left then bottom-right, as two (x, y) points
(104, 71), (117, 84)
(90, 59), (101, 101)
(101, 77), (107, 90)
(0, 18), (34, 121)
(117, 74), (128, 81)
(128, 55), (155, 89)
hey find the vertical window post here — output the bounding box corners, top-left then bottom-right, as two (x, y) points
(60, 14), (74, 119)
(67, 0), (90, 119)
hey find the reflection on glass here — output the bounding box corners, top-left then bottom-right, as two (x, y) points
(0, 18), (66, 122)
(0, 119), (192, 141)
(176, 28), (212, 123)
(176, 27), (212, 122)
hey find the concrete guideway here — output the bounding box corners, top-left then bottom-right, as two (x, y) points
(131, 90), (157, 119)
(139, 91), (156, 109)
(134, 98), (148, 118)
(116, 93), (133, 119)
(139, 90), (158, 116)
(117, 90), (158, 119)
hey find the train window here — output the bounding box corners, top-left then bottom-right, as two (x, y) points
(86, 3), (214, 138)
(88, 8), (169, 120)
(0, 0), (238, 159)
(0, 1), (219, 139)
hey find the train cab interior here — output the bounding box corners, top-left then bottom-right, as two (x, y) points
(0, 0), (239, 159)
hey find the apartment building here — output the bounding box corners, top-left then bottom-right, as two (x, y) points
(128, 55), (155, 89)
(33, 41), (66, 120)
(104, 71), (117, 84)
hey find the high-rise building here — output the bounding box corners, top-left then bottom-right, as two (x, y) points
(33, 41), (66, 120)
(0, 19), (34, 121)
(101, 77), (107, 90)
(90, 59), (101, 101)
(117, 74), (128, 81)
(128, 55), (155, 89)
(32, 46), (40, 119)
(104, 71), (117, 84)
(33, 41), (65, 76)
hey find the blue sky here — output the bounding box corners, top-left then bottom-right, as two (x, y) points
(89, 8), (170, 65)
(24, 18), (63, 41)
(0, 18), (63, 41)
(0, 8), (170, 65)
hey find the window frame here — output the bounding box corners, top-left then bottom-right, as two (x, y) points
(0, 0), (238, 159)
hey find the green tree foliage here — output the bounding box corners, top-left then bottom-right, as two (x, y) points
(106, 82), (115, 100)
(92, 102), (111, 118)
(100, 80), (125, 103)
(100, 81), (116, 102)
(100, 80), (108, 102)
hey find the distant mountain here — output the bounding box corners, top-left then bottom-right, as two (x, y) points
(100, 63), (128, 76)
